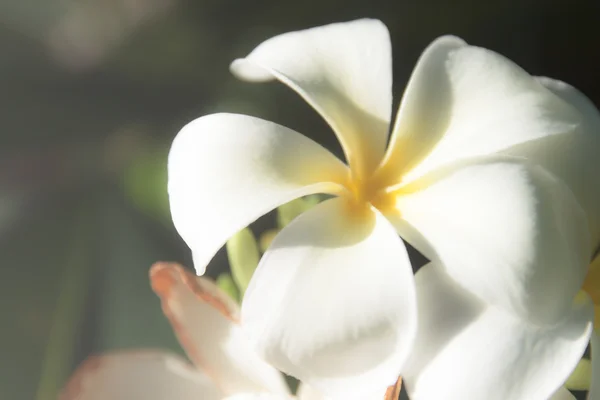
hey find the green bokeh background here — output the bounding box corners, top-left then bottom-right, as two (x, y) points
(0, 0), (598, 399)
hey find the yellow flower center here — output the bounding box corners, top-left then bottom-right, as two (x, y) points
(341, 171), (398, 217)
(582, 255), (600, 330)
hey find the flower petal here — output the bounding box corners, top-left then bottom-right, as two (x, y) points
(296, 384), (329, 400)
(231, 19), (392, 178)
(241, 198), (417, 400)
(394, 157), (590, 324)
(589, 332), (600, 400)
(60, 351), (221, 400)
(168, 113), (347, 274)
(403, 264), (594, 400)
(504, 77), (600, 249)
(150, 262), (290, 396)
(374, 35), (466, 184)
(379, 37), (580, 186)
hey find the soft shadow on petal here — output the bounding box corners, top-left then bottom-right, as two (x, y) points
(241, 198), (417, 400)
(60, 350), (222, 400)
(395, 156), (590, 324)
(403, 264), (594, 400)
(231, 19), (392, 178)
(168, 113), (348, 274)
(504, 77), (600, 250)
(150, 262), (290, 396)
(391, 42), (580, 186)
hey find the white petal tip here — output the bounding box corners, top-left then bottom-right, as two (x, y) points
(191, 251), (208, 276)
(429, 34), (467, 49)
(230, 58), (274, 82)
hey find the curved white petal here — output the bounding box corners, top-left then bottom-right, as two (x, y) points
(150, 263), (290, 396)
(395, 157), (590, 324)
(549, 387), (576, 400)
(589, 332), (600, 400)
(385, 39), (580, 186)
(168, 113), (348, 274)
(403, 264), (594, 400)
(375, 35), (466, 184)
(504, 77), (600, 249)
(60, 351), (222, 400)
(231, 19), (392, 178)
(241, 198), (417, 400)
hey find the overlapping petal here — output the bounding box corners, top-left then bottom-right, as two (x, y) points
(403, 264), (594, 400)
(60, 351), (222, 400)
(393, 157), (590, 324)
(241, 198), (416, 400)
(231, 19), (392, 178)
(168, 113), (347, 274)
(504, 77), (600, 248)
(379, 38), (580, 187)
(150, 262), (290, 396)
(374, 35), (465, 184)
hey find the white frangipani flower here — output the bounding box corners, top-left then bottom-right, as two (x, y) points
(168, 19), (594, 398)
(401, 79), (600, 400)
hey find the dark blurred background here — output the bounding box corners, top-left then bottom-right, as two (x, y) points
(1, 0), (598, 399)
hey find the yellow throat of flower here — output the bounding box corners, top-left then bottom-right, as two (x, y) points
(341, 170), (400, 218)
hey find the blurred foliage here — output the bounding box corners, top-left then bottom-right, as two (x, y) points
(259, 228), (279, 253)
(276, 195), (322, 230)
(566, 358), (592, 391)
(216, 273), (241, 303)
(226, 227), (260, 296)
(122, 140), (170, 224)
(0, 0), (597, 399)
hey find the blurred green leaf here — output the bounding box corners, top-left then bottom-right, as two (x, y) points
(226, 227), (259, 296)
(216, 273), (240, 304)
(276, 195), (321, 230)
(123, 146), (170, 224)
(565, 357), (591, 390)
(259, 228), (279, 253)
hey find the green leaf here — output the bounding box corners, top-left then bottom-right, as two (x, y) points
(226, 227), (260, 296)
(276, 195), (321, 229)
(216, 273), (241, 304)
(259, 229), (279, 253)
(565, 357), (591, 390)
